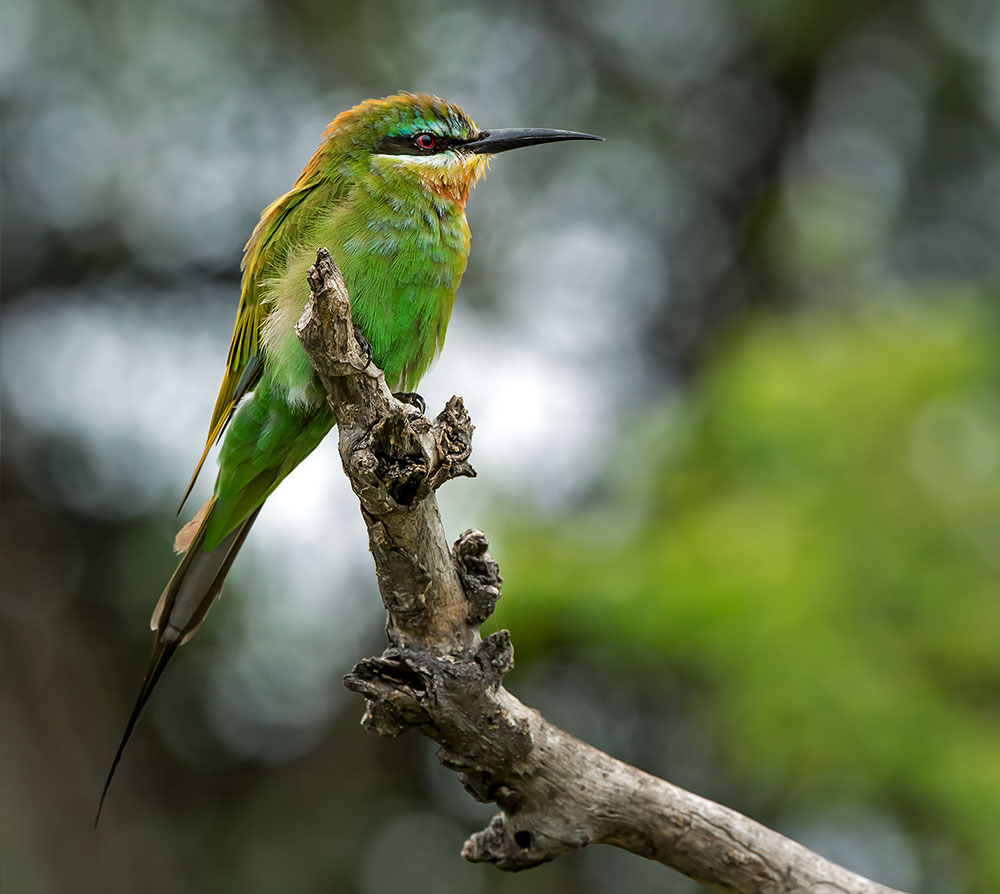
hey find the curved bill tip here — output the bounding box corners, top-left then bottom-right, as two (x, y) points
(463, 127), (604, 155)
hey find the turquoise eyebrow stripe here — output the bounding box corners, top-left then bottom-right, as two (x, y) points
(387, 117), (429, 137)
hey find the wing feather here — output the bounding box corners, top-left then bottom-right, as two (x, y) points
(178, 175), (328, 511)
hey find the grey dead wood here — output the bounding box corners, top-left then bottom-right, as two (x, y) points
(295, 248), (909, 894)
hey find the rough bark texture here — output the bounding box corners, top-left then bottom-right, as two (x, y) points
(296, 248), (908, 894)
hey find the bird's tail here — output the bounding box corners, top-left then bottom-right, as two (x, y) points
(95, 498), (261, 826)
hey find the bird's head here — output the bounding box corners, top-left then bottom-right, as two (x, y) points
(310, 92), (601, 208)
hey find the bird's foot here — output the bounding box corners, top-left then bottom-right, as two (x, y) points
(393, 391), (426, 415)
(353, 326), (373, 368)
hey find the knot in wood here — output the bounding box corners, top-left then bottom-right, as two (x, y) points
(477, 631), (514, 683)
(344, 651), (430, 736)
(453, 529), (503, 626)
(427, 396), (476, 488)
(368, 413), (428, 507)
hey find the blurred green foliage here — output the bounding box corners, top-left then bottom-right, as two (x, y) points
(497, 294), (1000, 890)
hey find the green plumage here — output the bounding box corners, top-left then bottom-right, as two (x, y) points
(96, 92), (600, 823)
(205, 377), (334, 549)
(202, 96), (478, 545)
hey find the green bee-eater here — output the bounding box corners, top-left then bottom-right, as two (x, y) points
(96, 92), (600, 820)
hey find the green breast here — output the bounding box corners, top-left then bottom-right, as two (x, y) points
(336, 186), (471, 390)
(262, 181), (471, 400)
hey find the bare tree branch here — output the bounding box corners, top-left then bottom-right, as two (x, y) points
(296, 248), (908, 894)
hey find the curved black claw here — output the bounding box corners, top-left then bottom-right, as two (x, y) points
(353, 326), (373, 367)
(393, 391), (426, 415)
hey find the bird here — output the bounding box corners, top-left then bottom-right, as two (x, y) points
(96, 91), (601, 822)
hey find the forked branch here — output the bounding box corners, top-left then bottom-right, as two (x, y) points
(296, 248), (907, 894)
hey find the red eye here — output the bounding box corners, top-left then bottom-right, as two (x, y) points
(415, 133), (436, 150)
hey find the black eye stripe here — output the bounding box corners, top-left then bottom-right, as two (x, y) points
(373, 133), (459, 155)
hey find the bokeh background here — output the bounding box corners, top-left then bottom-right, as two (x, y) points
(3, 0), (1000, 891)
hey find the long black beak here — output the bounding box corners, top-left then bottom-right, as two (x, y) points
(463, 127), (603, 154)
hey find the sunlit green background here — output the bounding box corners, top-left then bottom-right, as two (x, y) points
(2, 0), (999, 892)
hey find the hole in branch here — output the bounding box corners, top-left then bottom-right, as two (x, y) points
(370, 415), (427, 507)
(513, 830), (533, 850)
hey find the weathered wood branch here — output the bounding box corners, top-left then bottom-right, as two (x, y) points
(296, 248), (908, 894)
